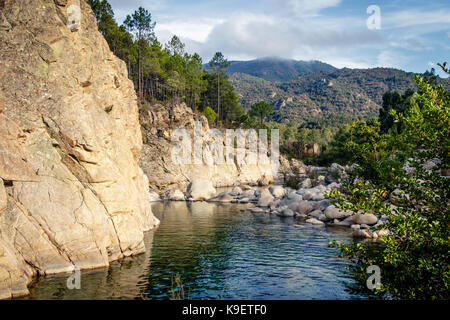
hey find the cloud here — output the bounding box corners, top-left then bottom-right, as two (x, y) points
(155, 18), (223, 43)
(183, 10), (383, 61)
(389, 37), (432, 52)
(288, 0), (341, 17)
(383, 9), (450, 29)
(108, 0), (167, 24)
(376, 51), (409, 69)
(106, 1), (450, 72)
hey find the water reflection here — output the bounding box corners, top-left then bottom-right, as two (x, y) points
(24, 232), (155, 300)
(25, 201), (369, 300)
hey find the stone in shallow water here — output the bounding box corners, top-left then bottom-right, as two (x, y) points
(306, 218), (324, 225)
(230, 186), (242, 196)
(164, 189), (185, 201)
(258, 189), (274, 207)
(276, 208), (295, 217)
(353, 213), (378, 225)
(269, 185), (286, 198)
(296, 201), (313, 215)
(353, 229), (373, 238)
(324, 205), (353, 220)
(186, 180), (216, 201)
(148, 191), (161, 202)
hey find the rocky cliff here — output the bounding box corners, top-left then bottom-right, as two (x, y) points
(139, 102), (276, 192)
(0, 0), (158, 299)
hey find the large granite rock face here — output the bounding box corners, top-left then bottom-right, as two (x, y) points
(0, 0), (158, 299)
(139, 102), (276, 191)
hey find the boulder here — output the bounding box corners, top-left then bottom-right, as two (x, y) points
(230, 186), (242, 196)
(353, 229), (373, 238)
(353, 213), (378, 225)
(269, 199), (281, 211)
(306, 218), (324, 225)
(257, 189), (274, 207)
(241, 189), (256, 198)
(276, 208), (295, 217)
(312, 193), (325, 201)
(299, 178), (312, 189)
(287, 202), (300, 212)
(328, 163), (348, 181)
(258, 174), (274, 186)
(211, 192), (234, 203)
(327, 182), (341, 190)
(377, 229), (390, 237)
(290, 159), (307, 175)
(269, 185), (286, 198)
(324, 205), (353, 220)
(186, 180), (216, 201)
(308, 210), (323, 219)
(296, 201), (313, 215)
(148, 191), (161, 202)
(287, 192), (303, 201)
(164, 189), (185, 201)
(314, 199), (331, 211)
(239, 198), (250, 204)
(303, 192), (314, 201)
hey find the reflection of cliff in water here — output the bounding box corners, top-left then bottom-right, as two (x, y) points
(139, 201), (248, 299)
(23, 231), (155, 300)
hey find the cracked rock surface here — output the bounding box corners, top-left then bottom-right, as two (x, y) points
(0, 0), (158, 299)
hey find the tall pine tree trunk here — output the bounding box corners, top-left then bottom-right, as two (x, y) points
(217, 71), (220, 125)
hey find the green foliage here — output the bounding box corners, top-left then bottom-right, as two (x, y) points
(249, 101), (274, 127)
(202, 106), (217, 125)
(327, 63), (450, 300)
(88, 1), (243, 121)
(379, 89), (414, 133)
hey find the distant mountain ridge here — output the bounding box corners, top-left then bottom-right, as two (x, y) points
(229, 65), (418, 127)
(204, 57), (337, 82)
(226, 57), (337, 82)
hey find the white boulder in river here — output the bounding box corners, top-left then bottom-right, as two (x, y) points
(258, 189), (275, 207)
(164, 189), (186, 201)
(324, 205), (353, 220)
(269, 185), (286, 198)
(148, 191), (161, 202)
(353, 213), (378, 225)
(186, 180), (216, 201)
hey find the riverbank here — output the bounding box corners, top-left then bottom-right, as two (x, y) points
(148, 162), (391, 240)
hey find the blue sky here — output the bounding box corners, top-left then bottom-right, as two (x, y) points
(107, 0), (450, 76)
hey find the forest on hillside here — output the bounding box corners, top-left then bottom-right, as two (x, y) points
(87, 0), (245, 126)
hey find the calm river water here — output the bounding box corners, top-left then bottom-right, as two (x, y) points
(23, 201), (369, 300)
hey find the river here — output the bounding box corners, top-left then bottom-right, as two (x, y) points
(23, 201), (369, 300)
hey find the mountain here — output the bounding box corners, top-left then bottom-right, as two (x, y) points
(204, 57), (336, 82)
(229, 67), (417, 127)
(225, 57), (337, 82)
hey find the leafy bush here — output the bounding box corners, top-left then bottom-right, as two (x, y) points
(328, 63), (450, 300)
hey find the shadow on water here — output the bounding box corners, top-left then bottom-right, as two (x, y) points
(23, 201), (370, 300)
